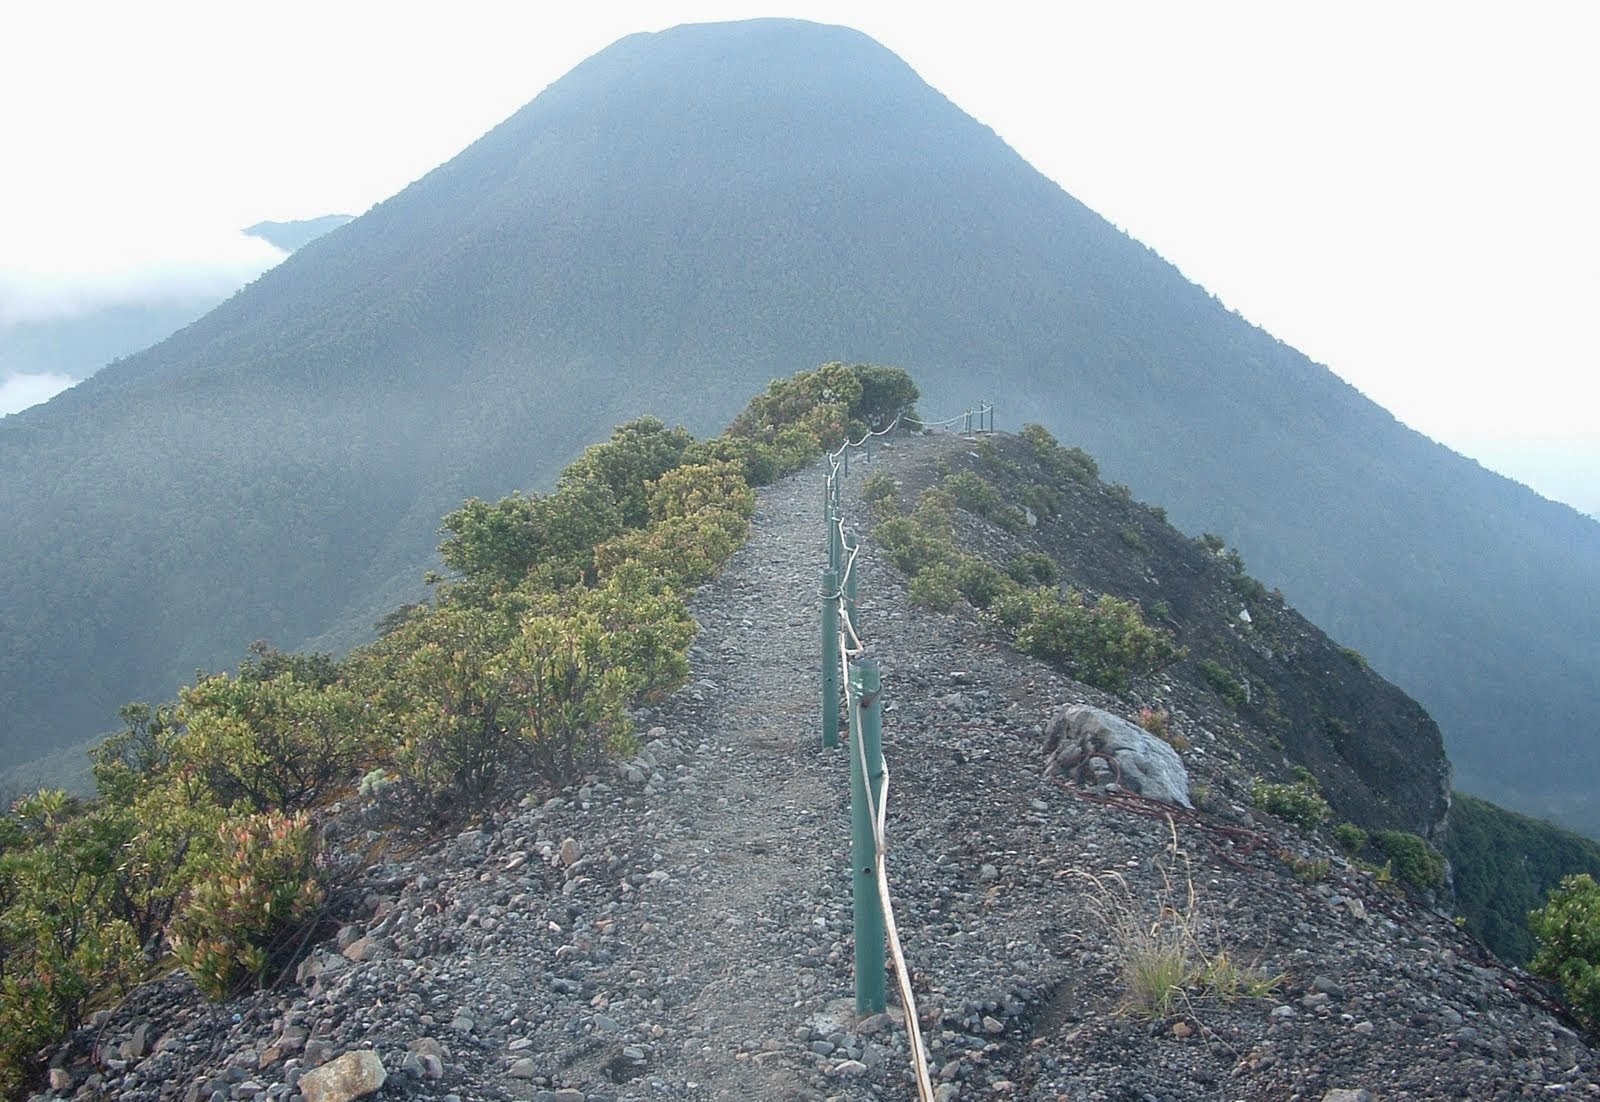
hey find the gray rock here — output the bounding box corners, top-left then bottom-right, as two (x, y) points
(1042, 705), (1191, 807)
(1321, 1091), (1374, 1102)
(297, 1050), (386, 1102)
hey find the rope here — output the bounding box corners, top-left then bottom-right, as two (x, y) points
(851, 684), (936, 1102)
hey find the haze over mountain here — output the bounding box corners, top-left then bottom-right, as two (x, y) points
(0, 19), (1595, 835)
(0, 216), (351, 415)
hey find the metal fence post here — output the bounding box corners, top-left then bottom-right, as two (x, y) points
(821, 569), (841, 749)
(850, 657), (887, 1016)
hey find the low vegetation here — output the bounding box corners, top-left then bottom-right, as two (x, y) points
(1082, 825), (1281, 1018)
(868, 457), (1181, 695)
(1250, 774), (1331, 831)
(1371, 830), (1447, 896)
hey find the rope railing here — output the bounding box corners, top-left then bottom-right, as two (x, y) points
(816, 401), (994, 1102)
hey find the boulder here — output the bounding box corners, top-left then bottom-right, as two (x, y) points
(1042, 705), (1191, 807)
(297, 1050), (386, 1102)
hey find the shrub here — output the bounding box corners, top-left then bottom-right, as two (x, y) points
(169, 811), (325, 999)
(908, 563), (961, 612)
(1007, 589), (1182, 694)
(559, 416), (695, 528)
(1020, 423), (1100, 484)
(438, 481), (623, 590)
(1251, 778), (1330, 831)
(1332, 822), (1369, 855)
(176, 671), (372, 814)
(501, 608), (639, 785)
(1017, 483), (1061, 519)
(1137, 707), (1170, 740)
(1198, 659), (1248, 710)
(1529, 874), (1600, 1032)
(941, 471), (1027, 531)
(1339, 646), (1369, 669)
(1372, 830), (1446, 894)
(726, 360), (918, 444)
(861, 470), (899, 509)
(0, 795), (143, 1095)
(1006, 551), (1059, 587)
(953, 556), (1012, 610)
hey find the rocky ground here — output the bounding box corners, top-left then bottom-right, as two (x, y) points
(36, 434), (1600, 1102)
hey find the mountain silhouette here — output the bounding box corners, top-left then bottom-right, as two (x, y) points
(1, 18), (1595, 834)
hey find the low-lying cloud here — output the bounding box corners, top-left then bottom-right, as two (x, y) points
(0, 226), (286, 328)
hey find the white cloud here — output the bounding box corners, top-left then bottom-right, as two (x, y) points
(0, 225), (286, 327)
(0, 371), (74, 415)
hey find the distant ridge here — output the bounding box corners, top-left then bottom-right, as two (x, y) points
(0, 18), (1596, 835)
(243, 214), (354, 253)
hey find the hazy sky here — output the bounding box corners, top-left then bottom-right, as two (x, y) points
(2, 2), (1594, 507)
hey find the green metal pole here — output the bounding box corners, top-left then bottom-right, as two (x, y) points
(821, 569), (840, 749)
(843, 532), (860, 636)
(850, 658), (886, 1016)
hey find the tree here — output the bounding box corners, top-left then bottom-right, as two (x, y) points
(848, 364), (920, 430)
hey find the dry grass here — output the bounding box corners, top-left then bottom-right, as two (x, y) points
(1081, 817), (1283, 1017)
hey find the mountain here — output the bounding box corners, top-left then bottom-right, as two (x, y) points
(0, 18), (1596, 836)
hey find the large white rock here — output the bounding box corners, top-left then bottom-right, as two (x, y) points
(1042, 704), (1191, 807)
(298, 1050), (386, 1102)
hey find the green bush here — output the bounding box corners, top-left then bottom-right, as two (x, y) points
(942, 471), (1027, 531)
(861, 470), (899, 509)
(559, 416), (695, 528)
(1333, 822), (1369, 855)
(1529, 873), (1600, 1032)
(1006, 588), (1181, 694)
(169, 811), (325, 999)
(176, 670), (372, 814)
(953, 556), (1012, 610)
(1020, 423), (1099, 484)
(1339, 646), (1369, 669)
(1251, 778), (1330, 830)
(1005, 551), (1059, 587)
(1198, 659), (1248, 709)
(0, 793), (142, 1096)
(1373, 830), (1446, 894)
(908, 563), (962, 611)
